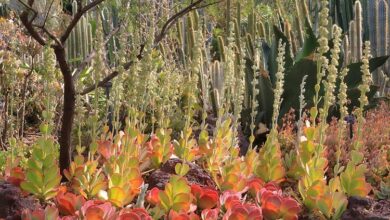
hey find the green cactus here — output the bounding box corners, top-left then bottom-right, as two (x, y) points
(354, 1), (363, 61)
(66, 0), (93, 66)
(343, 35), (351, 66)
(376, 0), (389, 74)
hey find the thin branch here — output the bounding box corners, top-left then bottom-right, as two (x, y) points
(41, 26), (61, 46)
(60, 0), (106, 43)
(154, 0), (205, 44)
(20, 14), (46, 46)
(41, 0), (55, 28)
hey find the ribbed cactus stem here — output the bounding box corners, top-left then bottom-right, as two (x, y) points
(226, 0), (231, 37)
(295, 16), (304, 46)
(367, 0), (377, 57)
(218, 36), (226, 62)
(234, 19), (241, 53)
(290, 30), (297, 56)
(176, 20), (184, 46)
(246, 34), (255, 59)
(354, 1), (363, 61)
(343, 34), (350, 66)
(248, 10), (256, 37)
(376, 0), (389, 74)
(258, 21), (266, 39)
(193, 11), (199, 31)
(300, 0), (311, 27)
(349, 20), (356, 62)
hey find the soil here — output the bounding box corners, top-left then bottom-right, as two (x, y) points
(0, 181), (40, 220)
(145, 158), (217, 190)
(341, 196), (390, 220)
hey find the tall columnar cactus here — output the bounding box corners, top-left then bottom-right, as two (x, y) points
(376, 0), (389, 73)
(349, 20), (356, 62)
(367, 0), (378, 57)
(343, 35), (351, 66)
(66, 0), (93, 66)
(365, 0), (390, 83)
(354, 1), (363, 61)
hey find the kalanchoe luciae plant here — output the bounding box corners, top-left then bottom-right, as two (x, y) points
(204, 118), (241, 189)
(255, 40), (286, 183)
(338, 41), (372, 198)
(147, 128), (173, 168)
(168, 210), (200, 220)
(222, 201), (263, 220)
(55, 186), (85, 216)
(147, 175), (194, 218)
(218, 157), (249, 192)
(22, 206), (60, 220)
(174, 127), (199, 162)
(103, 154), (143, 207)
(79, 200), (116, 220)
(63, 147), (107, 200)
(20, 136), (62, 203)
(256, 182), (301, 220)
(117, 208), (152, 220)
(5, 166), (25, 187)
(191, 184), (219, 210)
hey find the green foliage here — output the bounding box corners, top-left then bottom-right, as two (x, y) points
(20, 136), (61, 202)
(157, 175), (193, 214)
(340, 162), (371, 197)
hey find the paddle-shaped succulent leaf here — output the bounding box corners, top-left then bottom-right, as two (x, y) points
(247, 177), (265, 198)
(117, 208), (152, 220)
(340, 162), (371, 197)
(148, 175), (193, 214)
(21, 206), (59, 220)
(168, 210), (200, 220)
(252, 182), (301, 220)
(63, 154), (107, 200)
(104, 155), (144, 207)
(191, 184), (219, 210)
(160, 175), (192, 213)
(79, 200), (116, 220)
(222, 202), (263, 220)
(6, 166), (25, 187)
(55, 186), (85, 216)
(201, 208), (219, 220)
(147, 129), (173, 168)
(173, 127), (199, 162)
(20, 137), (61, 202)
(255, 132), (285, 183)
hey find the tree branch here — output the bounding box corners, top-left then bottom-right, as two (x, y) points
(60, 0), (106, 43)
(20, 13), (46, 46)
(154, 0), (205, 44)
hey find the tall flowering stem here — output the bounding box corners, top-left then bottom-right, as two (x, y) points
(271, 40), (286, 134)
(318, 25), (342, 147)
(335, 67), (349, 175)
(312, 0), (330, 126)
(354, 41), (372, 151)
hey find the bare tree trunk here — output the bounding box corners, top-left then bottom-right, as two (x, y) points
(53, 45), (75, 178)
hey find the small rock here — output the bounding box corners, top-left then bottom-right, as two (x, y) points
(341, 196), (390, 220)
(146, 158), (217, 190)
(0, 181), (40, 220)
